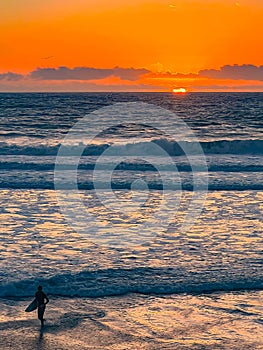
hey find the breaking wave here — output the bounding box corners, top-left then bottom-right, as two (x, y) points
(0, 139), (262, 190)
(0, 139), (263, 156)
(1, 267), (262, 298)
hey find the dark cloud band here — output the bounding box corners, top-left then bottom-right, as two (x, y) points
(29, 66), (150, 81)
(0, 64), (263, 83)
(0, 72), (24, 81)
(199, 64), (263, 81)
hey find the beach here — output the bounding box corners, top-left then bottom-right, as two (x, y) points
(1, 291), (263, 350)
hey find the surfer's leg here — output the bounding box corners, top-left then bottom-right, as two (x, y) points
(37, 306), (42, 320)
(38, 305), (46, 322)
(41, 306), (46, 327)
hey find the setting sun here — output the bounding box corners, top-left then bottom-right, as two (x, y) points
(173, 88), (187, 94)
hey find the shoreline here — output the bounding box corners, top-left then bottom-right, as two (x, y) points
(1, 291), (262, 350)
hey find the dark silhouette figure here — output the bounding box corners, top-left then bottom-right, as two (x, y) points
(35, 285), (49, 327)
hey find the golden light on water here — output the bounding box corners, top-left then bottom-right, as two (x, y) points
(172, 88), (187, 94)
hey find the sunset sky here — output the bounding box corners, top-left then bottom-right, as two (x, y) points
(1, 0), (263, 91)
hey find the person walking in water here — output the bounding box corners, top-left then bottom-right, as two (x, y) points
(35, 285), (49, 327)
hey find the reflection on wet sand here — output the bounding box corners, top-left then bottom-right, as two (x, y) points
(0, 293), (263, 350)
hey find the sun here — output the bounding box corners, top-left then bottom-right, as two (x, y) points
(172, 88), (187, 94)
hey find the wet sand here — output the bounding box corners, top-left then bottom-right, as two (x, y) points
(1, 292), (263, 350)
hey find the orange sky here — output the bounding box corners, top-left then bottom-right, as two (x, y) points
(0, 0), (263, 91)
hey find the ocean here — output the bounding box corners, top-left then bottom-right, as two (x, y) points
(0, 92), (262, 349)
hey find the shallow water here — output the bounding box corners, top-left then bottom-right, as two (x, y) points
(0, 189), (262, 297)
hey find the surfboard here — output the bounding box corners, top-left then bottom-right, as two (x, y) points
(25, 299), (38, 312)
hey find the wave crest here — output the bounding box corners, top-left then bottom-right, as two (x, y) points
(0, 139), (263, 156)
(1, 267), (262, 298)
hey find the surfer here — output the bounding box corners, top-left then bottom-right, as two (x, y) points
(35, 285), (49, 327)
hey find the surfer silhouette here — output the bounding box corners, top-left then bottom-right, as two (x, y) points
(35, 285), (49, 327)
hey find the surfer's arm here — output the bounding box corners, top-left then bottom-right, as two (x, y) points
(44, 294), (49, 304)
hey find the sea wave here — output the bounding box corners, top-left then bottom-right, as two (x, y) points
(0, 138), (262, 190)
(0, 139), (263, 156)
(0, 170), (262, 190)
(0, 160), (263, 173)
(1, 267), (262, 298)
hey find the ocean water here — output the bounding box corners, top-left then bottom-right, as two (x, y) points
(0, 92), (262, 349)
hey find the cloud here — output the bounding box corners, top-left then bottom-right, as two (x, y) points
(148, 72), (198, 79)
(199, 64), (263, 81)
(190, 84), (263, 91)
(0, 72), (24, 81)
(0, 79), (163, 92)
(2, 64), (263, 83)
(112, 67), (150, 80)
(30, 66), (150, 81)
(148, 65), (263, 81)
(1, 64), (263, 91)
